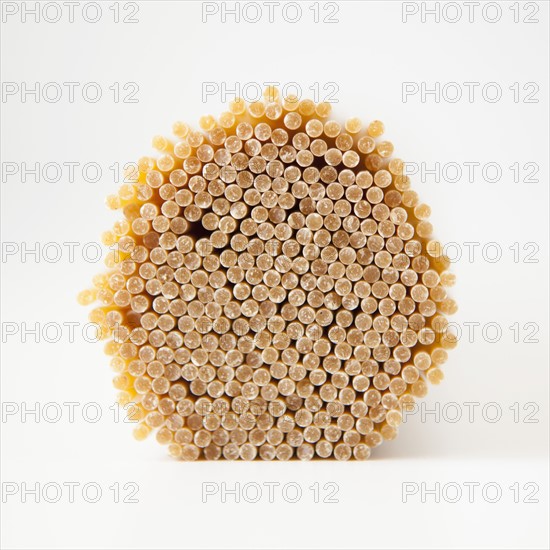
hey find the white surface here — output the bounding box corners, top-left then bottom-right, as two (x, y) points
(1, 1), (548, 549)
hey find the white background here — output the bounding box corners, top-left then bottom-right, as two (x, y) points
(1, 1), (548, 549)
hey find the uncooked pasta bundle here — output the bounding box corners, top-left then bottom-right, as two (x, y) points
(79, 88), (457, 460)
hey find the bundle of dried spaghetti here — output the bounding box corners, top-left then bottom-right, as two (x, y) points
(79, 88), (457, 460)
